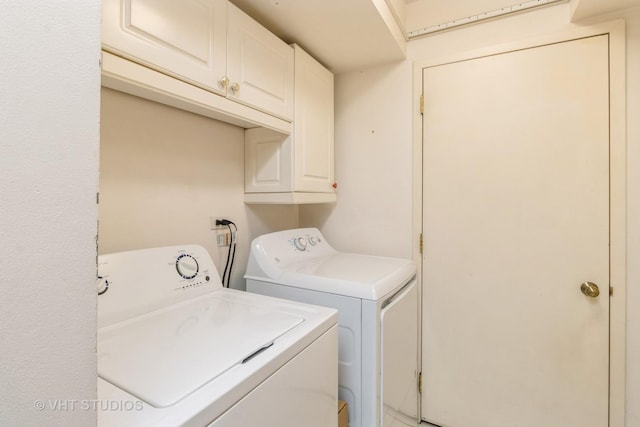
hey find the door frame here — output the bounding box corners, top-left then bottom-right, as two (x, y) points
(411, 20), (626, 426)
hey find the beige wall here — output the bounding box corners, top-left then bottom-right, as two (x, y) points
(299, 62), (414, 258)
(99, 88), (299, 289)
(301, 2), (640, 425)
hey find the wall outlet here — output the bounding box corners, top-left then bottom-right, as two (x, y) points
(211, 216), (232, 246)
(216, 230), (230, 247)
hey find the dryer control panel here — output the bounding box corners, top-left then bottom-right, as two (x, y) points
(289, 232), (324, 252)
(250, 228), (337, 271)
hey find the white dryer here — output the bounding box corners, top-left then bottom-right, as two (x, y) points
(245, 228), (419, 427)
(97, 245), (338, 427)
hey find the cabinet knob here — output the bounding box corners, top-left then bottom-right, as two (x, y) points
(231, 82), (240, 94)
(332, 182), (338, 189)
(219, 76), (229, 89)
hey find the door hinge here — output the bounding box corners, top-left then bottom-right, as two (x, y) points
(418, 372), (422, 394)
(419, 94), (424, 115)
(610, 286), (614, 296)
(419, 233), (423, 254)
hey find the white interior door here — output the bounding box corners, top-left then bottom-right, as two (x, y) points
(421, 35), (610, 427)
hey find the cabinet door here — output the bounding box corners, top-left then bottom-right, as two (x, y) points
(227, 3), (294, 121)
(102, 0), (227, 95)
(244, 128), (293, 193)
(293, 46), (335, 193)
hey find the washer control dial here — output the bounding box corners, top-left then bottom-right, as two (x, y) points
(293, 237), (308, 251)
(97, 276), (109, 295)
(308, 236), (318, 246)
(176, 254), (199, 279)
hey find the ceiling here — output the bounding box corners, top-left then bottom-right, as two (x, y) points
(229, 0), (406, 74)
(229, 0), (534, 73)
(570, 0), (640, 20)
(230, 0), (640, 74)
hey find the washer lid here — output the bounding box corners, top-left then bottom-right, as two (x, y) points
(249, 253), (416, 300)
(97, 291), (303, 408)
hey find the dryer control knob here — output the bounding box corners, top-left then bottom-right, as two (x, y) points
(308, 236), (318, 246)
(293, 237), (308, 251)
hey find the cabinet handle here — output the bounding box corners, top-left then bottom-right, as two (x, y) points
(219, 76), (229, 90)
(231, 82), (240, 94)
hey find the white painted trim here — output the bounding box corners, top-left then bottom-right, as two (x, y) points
(101, 51), (291, 135)
(607, 19), (627, 427)
(372, 0), (408, 49)
(407, 0), (566, 39)
(412, 19), (626, 427)
(244, 192), (337, 204)
(411, 46), (425, 424)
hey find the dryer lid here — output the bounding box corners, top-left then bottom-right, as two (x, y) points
(97, 291), (303, 408)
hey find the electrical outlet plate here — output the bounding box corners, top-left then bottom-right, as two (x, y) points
(216, 232), (229, 247)
(211, 216), (231, 246)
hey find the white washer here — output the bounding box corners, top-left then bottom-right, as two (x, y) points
(245, 228), (419, 427)
(97, 245), (338, 427)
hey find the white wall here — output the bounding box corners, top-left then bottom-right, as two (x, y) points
(0, 2), (100, 426)
(301, 2), (640, 425)
(299, 62), (413, 258)
(99, 89), (299, 289)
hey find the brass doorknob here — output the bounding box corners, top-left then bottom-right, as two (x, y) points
(580, 282), (600, 298)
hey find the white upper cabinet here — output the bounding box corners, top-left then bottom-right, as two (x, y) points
(101, 1), (333, 203)
(292, 45), (334, 193)
(227, 3), (294, 121)
(102, 0), (293, 121)
(102, 0), (228, 96)
(244, 45), (335, 204)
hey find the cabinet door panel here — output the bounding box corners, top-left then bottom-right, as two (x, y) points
(245, 128), (293, 193)
(294, 47), (334, 192)
(103, 0), (227, 95)
(227, 3), (294, 121)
